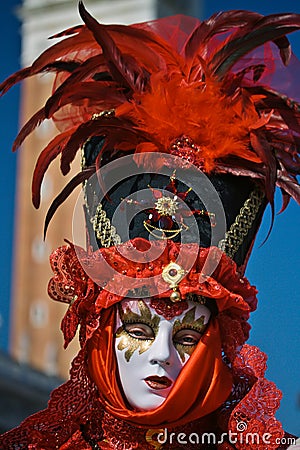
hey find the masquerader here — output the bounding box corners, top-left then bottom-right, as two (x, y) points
(0, 3), (299, 449)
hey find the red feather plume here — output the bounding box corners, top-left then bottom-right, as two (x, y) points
(32, 127), (78, 208)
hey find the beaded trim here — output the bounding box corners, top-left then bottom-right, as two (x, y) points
(218, 187), (265, 259)
(143, 220), (185, 240)
(92, 109), (115, 120)
(90, 203), (122, 248)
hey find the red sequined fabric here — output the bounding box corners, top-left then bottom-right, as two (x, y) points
(228, 345), (284, 450)
(150, 297), (189, 319)
(48, 243), (101, 348)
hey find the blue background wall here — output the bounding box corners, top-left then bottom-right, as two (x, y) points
(0, 1), (20, 351)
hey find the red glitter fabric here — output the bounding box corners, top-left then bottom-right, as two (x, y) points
(228, 345), (284, 450)
(48, 242), (101, 348)
(149, 297), (189, 319)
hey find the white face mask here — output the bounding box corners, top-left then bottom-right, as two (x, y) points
(114, 298), (211, 411)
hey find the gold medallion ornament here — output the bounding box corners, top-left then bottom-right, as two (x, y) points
(155, 196), (178, 216)
(144, 188), (188, 240)
(162, 262), (186, 302)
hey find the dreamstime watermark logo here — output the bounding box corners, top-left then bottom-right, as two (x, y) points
(236, 420), (248, 432)
(146, 423), (298, 449)
(72, 153), (227, 297)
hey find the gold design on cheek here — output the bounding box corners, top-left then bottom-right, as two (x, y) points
(173, 307), (208, 363)
(116, 300), (160, 362)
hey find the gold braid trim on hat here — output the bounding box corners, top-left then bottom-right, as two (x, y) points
(81, 115), (122, 248)
(218, 187), (265, 259)
(90, 203), (122, 248)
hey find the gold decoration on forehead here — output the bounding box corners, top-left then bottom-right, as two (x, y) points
(119, 300), (159, 324)
(116, 300), (160, 362)
(162, 262), (186, 302)
(173, 306), (208, 362)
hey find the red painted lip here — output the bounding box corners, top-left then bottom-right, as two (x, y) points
(144, 376), (172, 390)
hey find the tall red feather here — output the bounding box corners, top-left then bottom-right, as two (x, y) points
(78, 2), (148, 92)
(44, 55), (108, 118)
(32, 127), (77, 208)
(209, 14), (300, 77)
(43, 166), (95, 237)
(13, 107), (46, 152)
